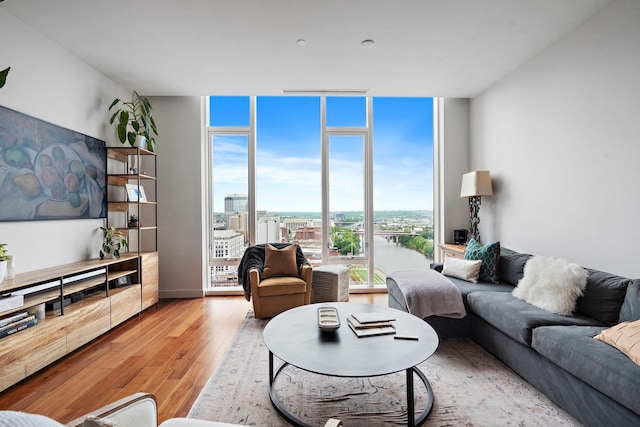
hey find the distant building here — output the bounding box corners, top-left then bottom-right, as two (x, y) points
(294, 226), (321, 241)
(211, 229), (245, 285)
(283, 218), (312, 236)
(212, 230), (244, 259)
(256, 218), (281, 244)
(224, 194), (248, 232)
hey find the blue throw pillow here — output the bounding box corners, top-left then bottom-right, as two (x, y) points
(464, 238), (500, 283)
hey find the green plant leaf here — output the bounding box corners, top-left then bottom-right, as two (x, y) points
(109, 110), (119, 125)
(117, 121), (127, 143)
(127, 132), (136, 146)
(108, 98), (120, 110)
(149, 116), (159, 135)
(118, 110), (129, 124)
(131, 121), (140, 132)
(0, 67), (9, 89)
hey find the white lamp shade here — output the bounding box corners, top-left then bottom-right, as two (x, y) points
(460, 170), (493, 197)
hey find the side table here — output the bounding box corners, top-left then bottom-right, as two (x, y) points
(311, 265), (349, 303)
(438, 243), (467, 260)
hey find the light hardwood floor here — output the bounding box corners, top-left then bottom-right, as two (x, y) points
(0, 294), (387, 424)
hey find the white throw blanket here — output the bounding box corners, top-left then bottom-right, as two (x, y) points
(389, 269), (466, 319)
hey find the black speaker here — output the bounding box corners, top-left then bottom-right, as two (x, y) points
(454, 229), (468, 245)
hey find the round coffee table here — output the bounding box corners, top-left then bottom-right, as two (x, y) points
(263, 302), (439, 427)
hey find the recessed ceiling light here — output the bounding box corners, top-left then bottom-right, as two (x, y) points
(361, 39), (375, 48)
(296, 39), (307, 46)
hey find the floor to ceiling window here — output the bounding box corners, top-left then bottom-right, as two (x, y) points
(206, 96), (433, 292)
(372, 98), (434, 285)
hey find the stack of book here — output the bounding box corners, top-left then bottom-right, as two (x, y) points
(0, 312), (38, 339)
(347, 312), (396, 337)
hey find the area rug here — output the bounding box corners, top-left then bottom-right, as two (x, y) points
(188, 312), (581, 426)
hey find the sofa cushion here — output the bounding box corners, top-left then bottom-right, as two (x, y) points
(512, 256), (587, 316)
(442, 276), (513, 305)
(619, 279), (640, 322)
(467, 291), (601, 346)
(498, 247), (531, 286)
(464, 239), (500, 283)
(532, 325), (640, 415)
(575, 268), (631, 325)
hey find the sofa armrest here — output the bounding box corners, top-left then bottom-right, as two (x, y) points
(66, 393), (157, 427)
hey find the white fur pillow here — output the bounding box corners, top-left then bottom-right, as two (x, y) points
(442, 257), (482, 283)
(512, 256), (587, 315)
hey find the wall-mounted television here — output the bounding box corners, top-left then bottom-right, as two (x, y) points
(0, 105), (107, 221)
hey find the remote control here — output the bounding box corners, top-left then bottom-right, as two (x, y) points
(394, 335), (419, 340)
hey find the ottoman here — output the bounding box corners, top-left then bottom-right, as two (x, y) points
(311, 265), (350, 303)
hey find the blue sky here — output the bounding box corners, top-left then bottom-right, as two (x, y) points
(210, 96), (433, 213)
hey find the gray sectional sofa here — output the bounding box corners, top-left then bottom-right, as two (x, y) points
(387, 247), (640, 427)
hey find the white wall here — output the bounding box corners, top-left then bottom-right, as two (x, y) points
(470, 0), (640, 277)
(435, 98), (471, 257)
(151, 97), (205, 298)
(0, 9), (128, 273)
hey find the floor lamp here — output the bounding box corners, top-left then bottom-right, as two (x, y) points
(460, 170), (493, 244)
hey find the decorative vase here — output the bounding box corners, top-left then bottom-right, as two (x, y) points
(100, 246), (118, 259)
(0, 260), (7, 284)
(135, 135), (147, 150)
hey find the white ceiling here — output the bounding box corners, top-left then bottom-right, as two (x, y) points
(2, 0), (612, 97)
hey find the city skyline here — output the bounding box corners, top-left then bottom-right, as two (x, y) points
(210, 96), (433, 212)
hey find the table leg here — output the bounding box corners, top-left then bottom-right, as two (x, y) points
(268, 362), (432, 427)
(407, 367), (415, 427)
(269, 350), (274, 387)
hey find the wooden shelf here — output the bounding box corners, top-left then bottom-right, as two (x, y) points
(106, 147), (155, 162)
(108, 201), (157, 212)
(23, 288), (61, 309)
(63, 275), (106, 297)
(108, 175), (156, 187)
(108, 270), (137, 282)
(115, 226), (157, 233)
(0, 254), (138, 295)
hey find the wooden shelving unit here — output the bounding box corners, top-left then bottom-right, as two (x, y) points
(106, 147), (159, 311)
(0, 254), (145, 392)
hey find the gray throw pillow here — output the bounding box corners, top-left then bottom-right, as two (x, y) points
(619, 279), (640, 323)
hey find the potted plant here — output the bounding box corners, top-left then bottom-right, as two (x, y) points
(128, 214), (139, 228)
(108, 90), (159, 152)
(99, 226), (128, 259)
(0, 243), (8, 283)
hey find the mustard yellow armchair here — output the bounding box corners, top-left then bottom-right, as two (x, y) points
(249, 263), (312, 318)
(240, 243), (312, 318)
